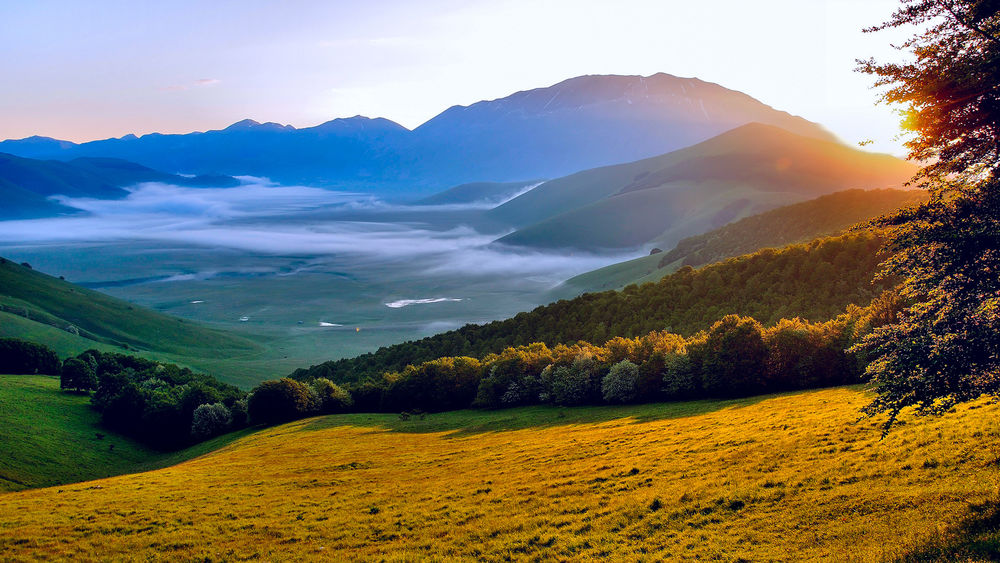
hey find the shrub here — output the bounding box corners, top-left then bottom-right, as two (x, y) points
(191, 403), (232, 438)
(602, 360), (639, 403)
(248, 378), (317, 425)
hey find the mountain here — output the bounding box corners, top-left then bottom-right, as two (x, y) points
(560, 188), (928, 295)
(0, 74), (837, 194)
(491, 123), (916, 251)
(0, 152), (239, 218)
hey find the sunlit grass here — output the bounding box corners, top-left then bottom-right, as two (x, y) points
(1, 386), (998, 560)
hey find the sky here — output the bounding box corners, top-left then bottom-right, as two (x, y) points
(0, 0), (912, 155)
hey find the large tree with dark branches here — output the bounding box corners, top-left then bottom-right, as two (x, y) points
(856, 0), (1000, 430)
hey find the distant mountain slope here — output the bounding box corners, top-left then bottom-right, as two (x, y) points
(492, 123), (916, 250)
(405, 73), (835, 186)
(292, 231), (889, 384)
(0, 258), (257, 357)
(416, 180), (541, 206)
(0, 152), (238, 218)
(0, 74), (836, 193)
(561, 188), (928, 295)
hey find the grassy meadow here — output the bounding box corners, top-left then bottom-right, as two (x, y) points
(0, 374), (252, 493)
(1, 385), (998, 560)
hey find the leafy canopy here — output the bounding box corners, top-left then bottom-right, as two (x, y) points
(857, 0), (1000, 429)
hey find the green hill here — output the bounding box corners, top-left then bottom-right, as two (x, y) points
(293, 231), (890, 384)
(0, 374), (249, 492)
(0, 258), (258, 359)
(561, 188), (927, 295)
(490, 123), (915, 250)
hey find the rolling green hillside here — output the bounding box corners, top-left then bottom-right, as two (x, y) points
(490, 123), (915, 250)
(0, 258), (258, 358)
(0, 374), (250, 492)
(293, 231), (890, 384)
(562, 188), (928, 295)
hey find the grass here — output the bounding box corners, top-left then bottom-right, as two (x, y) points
(1, 385), (998, 560)
(0, 374), (252, 493)
(0, 258), (258, 358)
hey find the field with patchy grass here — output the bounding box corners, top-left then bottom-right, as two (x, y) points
(0, 375), (251, 493)
(1, 386), (998, 560)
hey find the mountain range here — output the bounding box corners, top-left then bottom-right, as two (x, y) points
(0, 73), (838, 195)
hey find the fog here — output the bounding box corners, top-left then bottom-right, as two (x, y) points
(0, 181), (628, 282)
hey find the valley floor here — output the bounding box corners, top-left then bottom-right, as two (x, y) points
(1, 387), (998, 560)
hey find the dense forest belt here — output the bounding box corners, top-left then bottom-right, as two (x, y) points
(294, 231), (889, 384)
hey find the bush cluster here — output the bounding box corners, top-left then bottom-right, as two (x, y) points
(0, 338), (60, 375)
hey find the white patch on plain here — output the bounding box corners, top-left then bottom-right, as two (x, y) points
(384, 298), (463, 308)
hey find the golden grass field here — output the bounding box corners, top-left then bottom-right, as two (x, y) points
(1, 386), (998, 561)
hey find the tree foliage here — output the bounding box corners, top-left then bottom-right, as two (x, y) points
(858, 0), (1000, 182)
(856, 0), (1000, 429)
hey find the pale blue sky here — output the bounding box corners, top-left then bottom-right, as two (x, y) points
(0, 0), (911, 154)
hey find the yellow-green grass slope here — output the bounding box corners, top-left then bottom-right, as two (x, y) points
(0, 374), (251, 493)
(1, 386), (997, 560)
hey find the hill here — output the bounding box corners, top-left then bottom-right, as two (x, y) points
(0, 386), (996, 559)
(293, 231), (890, 384)
(415, 180), (541, 206)
(0, 74), (833, 193)
(561, 188), (928, 295)
(0, 152), (238, 218)
(0, 374), (250, 492)
(0, 258), (257, 359)
(491, 123), (916, 251)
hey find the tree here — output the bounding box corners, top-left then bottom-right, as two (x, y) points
(688, 315), (768, 398)
(311, 378), (354, 413)
(0, 338), (60, 375)
(857, 0), (1000, 183)
(856, 0), (1000, 429)
(61, 357), (97, 392)
(602, 360), (639, 403)
(248, 378), (316, 425)
(191, 403), (232, 439)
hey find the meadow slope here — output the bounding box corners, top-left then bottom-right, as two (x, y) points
(0, 375), (252, 493)
(1, 386), (997, 560)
